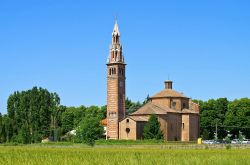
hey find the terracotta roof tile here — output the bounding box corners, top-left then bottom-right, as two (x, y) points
(130, 102), (199, 116)
(129, 116), (149, 122)
(131, 102), (181, 115)
(181, 109), (199, 114)
(101, 118), (107, 126)
(151, 89), (188, 98)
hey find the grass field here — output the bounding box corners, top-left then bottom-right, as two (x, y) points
(0, 144), (250, 165)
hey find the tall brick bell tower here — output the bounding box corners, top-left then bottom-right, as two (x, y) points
(106, 21), (126, 140)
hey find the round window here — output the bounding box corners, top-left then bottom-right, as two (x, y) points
(126, 128), (130, 133)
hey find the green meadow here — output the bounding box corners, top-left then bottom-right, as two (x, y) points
(0, 144), (250, 165)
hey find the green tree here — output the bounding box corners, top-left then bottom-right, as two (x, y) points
(143, 114), (163, 140)
(125, 98), (142, 115)
(201, 129), (210, 140)
(126, 102), (142, 115)
(16, 122), (30, 144)
(84, 106), (100, 118)
(197, 98), (229, 139)
(1, 115), (8, 143)
(142, 94), (150, 105)
(6, 87), (62, 143)
(75, 117), (103, 146)
(72, 106), (86, 127)
(224, 98), (250, 139)
(1, 124), (6, 143)
(61, 110), (74, 134)
(100, 105), (107, 119)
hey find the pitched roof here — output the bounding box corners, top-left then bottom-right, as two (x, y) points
(151, 89), (188, 98)
(131, 102), (181, 115)
(129, 116), (149, 122)
(181, 109), (199, 114)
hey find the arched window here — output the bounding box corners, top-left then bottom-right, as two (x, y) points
(183, 103), (186, 109)
(172, 101), (176, 109)
(126, 128), (130, 133)
(109, 68), (111, 75)
(115, 52), (117, 60)
(116, 36), (119, 43)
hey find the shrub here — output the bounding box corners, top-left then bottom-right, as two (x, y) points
(75, 117), (103, 146)
(143, 114), (163, 140)
(226, 144), (231, 150)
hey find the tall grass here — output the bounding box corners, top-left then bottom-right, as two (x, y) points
(0, 146), (249, 165)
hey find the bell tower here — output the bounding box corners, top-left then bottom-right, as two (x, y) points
(106, 21), (126, 139)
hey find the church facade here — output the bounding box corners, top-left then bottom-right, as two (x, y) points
(106, 21), (200, 141)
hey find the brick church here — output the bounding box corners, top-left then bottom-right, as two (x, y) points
(106, 21), (200, 141)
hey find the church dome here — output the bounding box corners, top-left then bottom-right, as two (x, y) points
(150, 81), (188, 99)
(151, 89), (187, 98)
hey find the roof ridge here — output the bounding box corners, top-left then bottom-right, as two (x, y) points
(151, 88), (188, 99)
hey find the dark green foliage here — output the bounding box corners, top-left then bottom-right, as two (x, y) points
(100, 105), (107, 119)
(16, 122), (30, 144)
(125, 96), (149, 115)
(61, 105), (106, 136)
(126, 98), (143, 115)
(74, 106), (104, 145)
(75, 116), (103, 146)
(4, 87), (62, 143)
(61, 109), (74, 134)
(142, 94), (150, 105)
(143, 114), (163, 140)
(195, 97), (250, 139)
(224, 98), (250, 139)
(201, 129), (210, 140)
(0, 115), (8, 143)
(72, 106), (87, 127)
(195, 98), (229, 139)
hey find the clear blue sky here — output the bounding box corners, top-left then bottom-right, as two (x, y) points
(1, 0), (250, 114)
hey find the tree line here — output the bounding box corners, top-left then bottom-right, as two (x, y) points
(0, 87), (144, 144)
(0, 87), (249, 144)
(194, 98), (250, 139)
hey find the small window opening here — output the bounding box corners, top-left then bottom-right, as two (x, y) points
(115, 52), (117, 60)
(183, 103), (186, 108)
(126, 119), (129, 123)
(126, 128), (130, 133)
(172, 102), (176, 109)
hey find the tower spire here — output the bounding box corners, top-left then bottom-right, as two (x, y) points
(108, 20), (124, 64)
(106, 20), (126, 140)
(112, 20), (120, 36)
